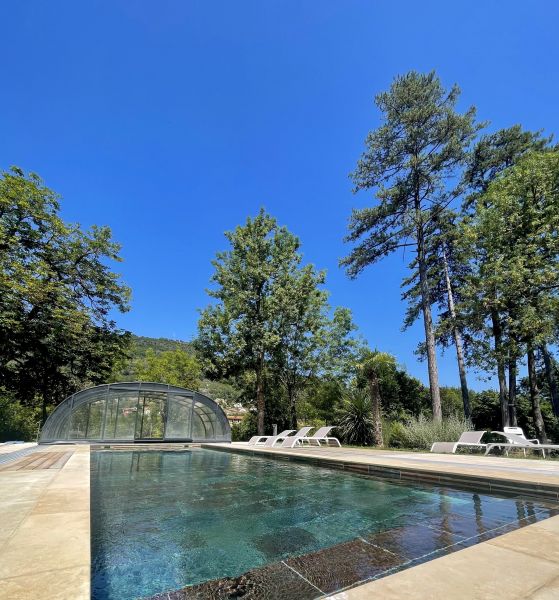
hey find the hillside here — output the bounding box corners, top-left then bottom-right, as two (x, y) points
(129, 335), (196, 359)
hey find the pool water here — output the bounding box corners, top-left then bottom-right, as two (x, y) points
(91, 449), (556, 600)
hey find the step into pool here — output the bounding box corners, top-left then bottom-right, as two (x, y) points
(90, 448), (558, 600)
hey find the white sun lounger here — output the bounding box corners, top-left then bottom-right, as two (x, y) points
(430, 431), (487, 454)
(263, 430), (299, 447)
(485, 432), (559, 457)
(247, 430), (295, 446)
(502, 426), (540, 444)
(276, 427), (315, 448)
(297, 426), (341, 447)
(486, 427), (542, 457)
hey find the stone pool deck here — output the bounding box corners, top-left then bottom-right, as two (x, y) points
(0, 442), (558, 599)
(210, 443), (559, 600)
(0, 444), (90, 600)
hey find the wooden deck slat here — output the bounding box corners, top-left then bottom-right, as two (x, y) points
(50, 452), (73, 469)
(14, 452), (53, 470)
(0, 451), (73, 471)
(0, 454), (43, 471)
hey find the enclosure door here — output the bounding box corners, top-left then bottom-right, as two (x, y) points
(135, 394), (166, 440)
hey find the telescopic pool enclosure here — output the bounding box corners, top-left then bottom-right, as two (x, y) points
(39, 382), (231, 443)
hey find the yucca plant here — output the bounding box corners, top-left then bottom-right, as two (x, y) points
(338, 388), (375, 446)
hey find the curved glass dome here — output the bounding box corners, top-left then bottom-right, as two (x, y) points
(39, 382), (231, 443)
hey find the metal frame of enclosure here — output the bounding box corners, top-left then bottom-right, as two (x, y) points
(39, 382), (231, 444)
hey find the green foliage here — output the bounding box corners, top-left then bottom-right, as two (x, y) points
(197, 208), (361, 433)
(299, 379), (344, 424)
(132, 348), (202, 389)
(338, 388), (375, 446)
(459, 151), (559, 433)
(343, 71), (481, 274)
(388, 414), (472, 450)
(197, 209), (305, 433)
(464, 152), (559, 349)
(129, 335), (194, 357)
(359, 351), (396, 381)
(382, 419), (406, 448)
(469, 390), (501, 430)
(463, 125), (551, 202)
(198, 378), (241, 408)
(230, 412), (257, 442)
(355, 356), (431, 421)
(0, 390), (41, 442)
(359, 350), (397, 445)
(320, 307), (364, 381)
(440, 387), (464, 417)
(0, 167), (130, 419)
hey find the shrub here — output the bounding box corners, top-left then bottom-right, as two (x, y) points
(388, 414), (472, 450)
(338, 388), (375, 446)
(0, 391), (41, 442)
(382, 419), (407, 448)
(230, 412), (257, 442)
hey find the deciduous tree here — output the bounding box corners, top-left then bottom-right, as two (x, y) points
(198, 209), (312, 434)
(0, 167), (130, 421)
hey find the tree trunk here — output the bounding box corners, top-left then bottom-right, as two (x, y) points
(442, 247), (470, 420)
(541, 345), (559, 418)
(255, 352), (265, 435)
(41, 395), (48, 425)
(287, 384), (298, 430)
(527, 345), (547, 443)
(416, 214), (442, 421)
(508, 358), (518, 427)
(491, 310), (509, 429)
(368, 373), (384, 447)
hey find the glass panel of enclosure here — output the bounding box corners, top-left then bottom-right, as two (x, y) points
(68, 402), (89, 440)
(103, 396), (119, 440)
(114, 394), (139, 440)
(165, 395), (194, 439)
(51, 411), (71, 441)
(137, 392), (166, 439)
(192, 406), (208, 439)
(86, 399), (106, 439)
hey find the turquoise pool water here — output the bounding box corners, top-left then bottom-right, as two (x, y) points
(90, 449), (555, 600)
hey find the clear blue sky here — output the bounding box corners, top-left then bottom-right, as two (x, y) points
(1, 1), (558, 390)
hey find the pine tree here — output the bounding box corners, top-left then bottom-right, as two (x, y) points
(342, 71), (481, 420)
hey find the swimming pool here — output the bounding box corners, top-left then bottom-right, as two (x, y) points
(90, 448), (557, 599)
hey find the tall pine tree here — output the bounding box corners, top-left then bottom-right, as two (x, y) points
(342, 71), (481, 420)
